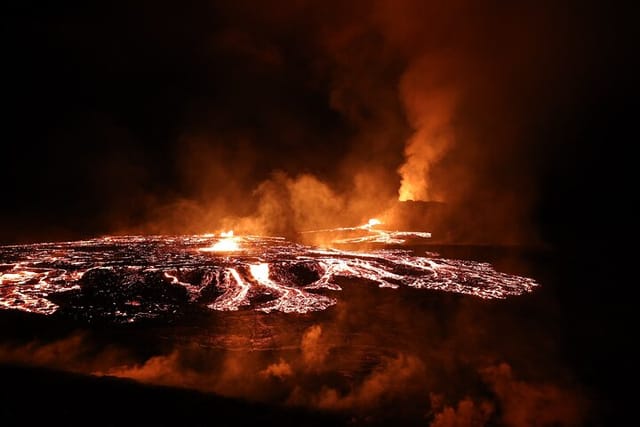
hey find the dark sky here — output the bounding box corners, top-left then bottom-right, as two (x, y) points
(3, 0), (634, 246)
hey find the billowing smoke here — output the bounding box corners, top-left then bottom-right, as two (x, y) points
(128, 0), (587, 244)
(480, 363), (585, 427)
(300, 324), (329, 369)
(2, 0), (603, 245)
(308, 353), (426, 410)
(261, 358), (293, 380)
(397, 54), (458, 202)
(429, 396), (494, 427)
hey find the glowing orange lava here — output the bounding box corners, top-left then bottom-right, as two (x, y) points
(250, 263), (270, 282)
(0, 233), (539, 319)
(302, 219), (431, 245)
(363, 218), (382, 229)
(200, 230), (240, 252)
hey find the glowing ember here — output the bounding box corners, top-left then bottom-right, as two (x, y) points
(0, 234), (538, 322)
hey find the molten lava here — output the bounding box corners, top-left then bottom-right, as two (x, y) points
(208, 267), (251, 311)
(302, 219), (432, 245)
(364, 218), (382, 228)
(0, 231), (538, 322)
(250, 263), (270, 282)
(199, 230), (240, 252)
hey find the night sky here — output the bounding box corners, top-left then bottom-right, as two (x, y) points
(3, 1), (634, 247)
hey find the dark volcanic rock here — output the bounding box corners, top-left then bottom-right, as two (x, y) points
(128, 271), (189, 304)
(79, 268), (188, 304)
(384, 201), (448, 239)
(59, 267), (190, 323)
(270, 261), (322, 287)
(78, 268), (125, 302)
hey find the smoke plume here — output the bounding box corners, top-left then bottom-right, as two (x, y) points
(2, 0), (606, 246)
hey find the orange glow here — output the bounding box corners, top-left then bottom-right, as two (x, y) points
(249, 263), (270, 282)
(199, 230), (240, 252)
(363, 218), (382, 229)
(398, 187), (416, 202)
(209, 239), (239, 252)
(0, 234), (537, 317)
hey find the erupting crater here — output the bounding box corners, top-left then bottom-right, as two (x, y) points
(0, 228), (538, 323)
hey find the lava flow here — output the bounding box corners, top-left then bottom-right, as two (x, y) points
(302, 218), (432, 244)
(0, 229), (538, 323)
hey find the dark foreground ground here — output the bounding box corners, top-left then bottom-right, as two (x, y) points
(0, 244), (631, 427)
(0, 363), (343, 427)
